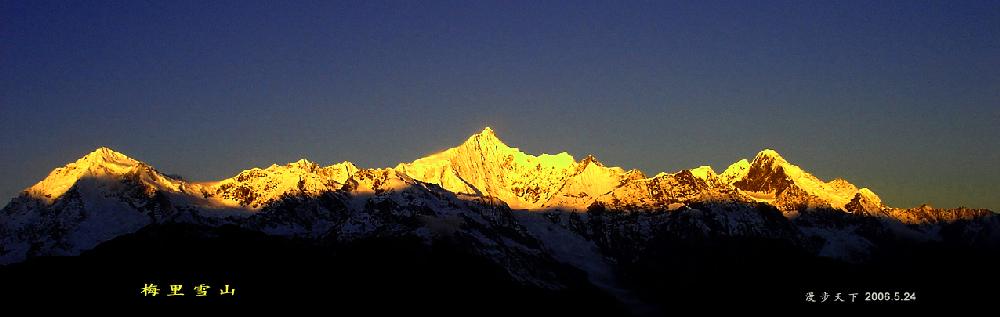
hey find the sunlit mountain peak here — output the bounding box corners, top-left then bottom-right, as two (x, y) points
(752, 149), (789, 166)
(460, 126), (508, 150)
(22, 147), (143, 202)
(82, 147), (136, 165)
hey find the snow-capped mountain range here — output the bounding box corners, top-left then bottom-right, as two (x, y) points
(2, 128), (997, 310)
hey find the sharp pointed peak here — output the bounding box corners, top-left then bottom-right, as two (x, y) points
(22, 147), (142, 201)
(581, 154), (603, 167)
(473, 127), (497, 138)
(463, 127), (507, 147)
(80, 147), (137, 165)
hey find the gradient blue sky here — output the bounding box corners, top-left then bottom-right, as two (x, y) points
(2, 1), (998, 211)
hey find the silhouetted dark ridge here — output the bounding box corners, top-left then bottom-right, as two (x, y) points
(0, 222), (629, 314)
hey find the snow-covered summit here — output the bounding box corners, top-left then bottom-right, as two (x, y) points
(720, 159), (750, 185)
(22, 147), (144, 202)
(82, 147), (137, 165)
(481, 126), (496, 137)
(2, 148), (188, 264)
(397, 128), (627, 209)
(14, 138), (887, 217)
(213, 160), (359, 208)
(688, 166), (719, 185)
(464, 126), (505, 149)
(395, 131), (890, 215)
(845, 187), (887, 217)
(271, 159), (321, 172)
(755, 149), (786, 163)
(857, 188), (881, 205)
(729, 149), (865, 211)
(3, 129), (998, 308)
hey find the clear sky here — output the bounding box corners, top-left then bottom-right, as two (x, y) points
(2, 1), (998, 211)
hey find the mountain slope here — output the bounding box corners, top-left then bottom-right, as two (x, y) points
(395, 127), (636, 210)
(1, 129), (998, 311)
(1, 148), (187, 264)
(729, 149), (866, 211)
